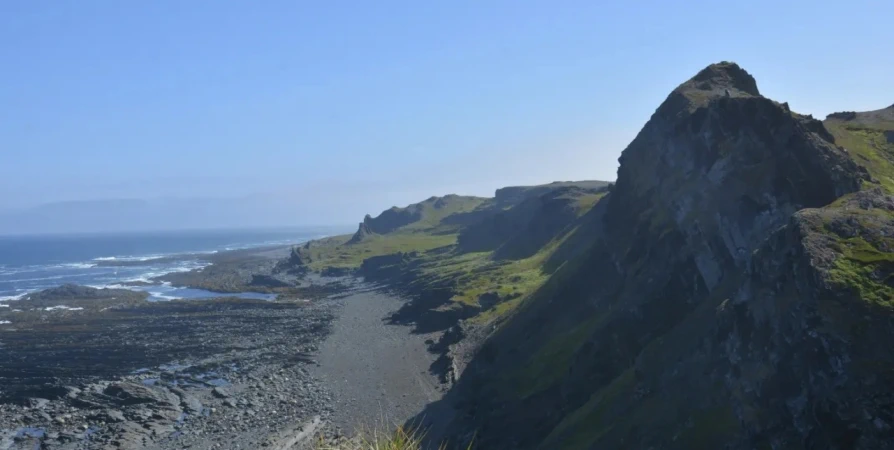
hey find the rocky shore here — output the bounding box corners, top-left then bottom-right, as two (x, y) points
(0, 245), (446, 450)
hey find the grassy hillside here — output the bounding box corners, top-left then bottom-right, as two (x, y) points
(289, 182), (610, 323)
(822, 106), (894, 308)
(825, 106), (894, 191)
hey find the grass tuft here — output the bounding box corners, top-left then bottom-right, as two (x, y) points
(313, 425), (473, 450)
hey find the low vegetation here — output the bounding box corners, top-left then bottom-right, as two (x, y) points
(825, 109), (894, 192)
(301, 232), (458, 271)
(314, 425), (472, 450)
(822, 109), (894, 308)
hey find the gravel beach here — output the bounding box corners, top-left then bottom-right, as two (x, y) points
(312, 287), (445, 436)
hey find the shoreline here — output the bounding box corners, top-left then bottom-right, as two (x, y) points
(0, 239), (316, 304)
(0, 243), (447, 449)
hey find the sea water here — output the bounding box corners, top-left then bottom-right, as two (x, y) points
(0, 228), (328, 302)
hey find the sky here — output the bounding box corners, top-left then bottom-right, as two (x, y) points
(1, 0), (891, 233)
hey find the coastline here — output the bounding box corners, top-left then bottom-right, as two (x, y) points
(0, 244), (447, 449)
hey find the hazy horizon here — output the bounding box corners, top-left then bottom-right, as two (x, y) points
(0, 175), (610, 235)
(3, 0), (891, 234)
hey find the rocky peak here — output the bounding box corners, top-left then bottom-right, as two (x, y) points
(608, 62), (867, 294)
(431, 62), (889, 450)
(651, 62), (763, 122)
(347, 220), (374, 244)
(689, 61), (760, 96)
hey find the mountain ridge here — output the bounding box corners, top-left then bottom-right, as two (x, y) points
(279, 62), (894, 449)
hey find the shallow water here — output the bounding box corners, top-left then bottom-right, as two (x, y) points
(0, 228), (326, 301)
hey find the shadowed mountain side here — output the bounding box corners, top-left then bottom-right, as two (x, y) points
(409, 62), (893, 450)
(457, 185), (608, 260)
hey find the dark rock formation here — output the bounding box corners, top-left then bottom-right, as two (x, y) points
(320, 266), (355, 277)
(359, 252), (415, 281)
(347, 220), (375, 244)
(273, 245), (310, 274)
(249, 274), (291, 288)
(25, 284), (148, 302)
(104, 382), (180, 408)
(421, 62), (889, 449)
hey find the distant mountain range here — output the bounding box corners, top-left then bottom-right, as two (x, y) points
(0, 196), (352, 234)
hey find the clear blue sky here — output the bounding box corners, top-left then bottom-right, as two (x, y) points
(1, 0), (891, 231)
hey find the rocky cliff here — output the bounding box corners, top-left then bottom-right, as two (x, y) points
(418, 62), (893, 449)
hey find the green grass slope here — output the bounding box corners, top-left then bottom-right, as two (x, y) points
(289, 182), (610, 326)
(822, 106), (894, 308)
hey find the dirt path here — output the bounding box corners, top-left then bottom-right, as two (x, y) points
(311, 288), (445, 435)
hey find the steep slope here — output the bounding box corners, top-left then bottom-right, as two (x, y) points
(356, 184), (609, 338)
(420, 62), (893, 449)
(457, 185), (608, 259)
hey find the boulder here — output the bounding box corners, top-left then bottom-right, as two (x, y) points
(24, 397), (50, 409)
(103, 382), (179, 409)
(211, 387), (231, 399)
(170, 387), (203, 414)
(88, 409), (126, 423)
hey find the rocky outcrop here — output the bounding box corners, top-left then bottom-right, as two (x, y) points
(347, 220), (374, 244)
(249, 274), (291, 288)
(320, 266), (355, 277)
(421, 62), (889, 449)
(25, 284), (148, 303)
(358, 252), (418, 282)
(273, 246), (310, 274)
(103, 382), (181, 408)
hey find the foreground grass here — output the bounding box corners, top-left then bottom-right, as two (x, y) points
(314, 425), (472, 450)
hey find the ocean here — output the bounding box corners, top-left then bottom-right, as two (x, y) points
(0, 228), (329, 302)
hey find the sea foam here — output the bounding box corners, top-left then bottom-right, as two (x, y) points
(0, 292), (28, 301)
(148, 292), (181, 301)
(44, 305), (85, 311)
(61, 263), (98, 269)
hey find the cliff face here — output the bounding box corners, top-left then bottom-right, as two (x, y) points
(427, 63), (892, 449)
